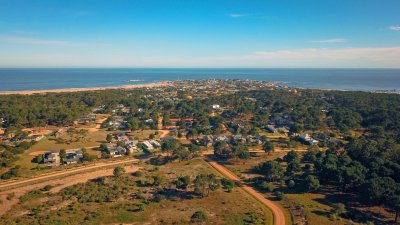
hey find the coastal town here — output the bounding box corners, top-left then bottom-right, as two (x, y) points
(0, 79), (399, 225)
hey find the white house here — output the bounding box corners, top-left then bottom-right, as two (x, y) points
(142, 141), (154, 150)
(212, 104), (220, 109)
(299, 133), (319, 145)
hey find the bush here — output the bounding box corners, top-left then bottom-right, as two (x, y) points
(261, 181), (274, 192)
(41, 185), (53, 191)
(113, 166), (126, 178)
(191, 210), (208, 223)
(274, 191), (284, 200)
(132, 171), (143, 177)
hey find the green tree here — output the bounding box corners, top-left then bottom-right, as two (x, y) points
(263, 141), (275, 155)
(283, 150), (299, 163)
(304, 175), (320, 192)
(59, 149), (67, 163)
(221, 178), (234, 192)
(113, 166), (126, 178)
(256, 161), (284, 182)
(194, 173), (220, 197)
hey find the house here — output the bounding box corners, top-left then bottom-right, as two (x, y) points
(212, 104), (220, 109)
(231, 135), (246, 143)
(202, 136), (214, 147)
(142, 141), (154, 150)
(150, 140), (161, 148)
(64, 149), (84, 164)
(23, 135), (45, 142)
(266, 125), (278, 133)
(309, 139), (319, 145)
(125, 140), (140, 154)
(108, 146), (127, 157)
(299, 133), (319, 145)
(44, 150), (61, 165)
(299, 133), (311, 141)
(92, 105), (105, 114)
(214, 135), (229, 142)
(80, 115), (96, 121)
(248, 135), (263, 145)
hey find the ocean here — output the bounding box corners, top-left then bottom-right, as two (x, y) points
(0, 68), (399, 92)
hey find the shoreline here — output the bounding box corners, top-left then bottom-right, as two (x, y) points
(0, 81), (170, 95)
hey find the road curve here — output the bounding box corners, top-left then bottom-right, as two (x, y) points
(0, 158), (138, 190)
(206, 159), (286, 225)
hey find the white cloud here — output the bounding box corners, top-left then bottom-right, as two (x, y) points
(311, 39), (347, 43)
(389, 25), (400, 31)
(227, 13), (246, 18)
(1, 46), (400, 68)
(0, 35), (71, 45)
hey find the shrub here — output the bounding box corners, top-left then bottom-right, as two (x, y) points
(261, 181), (274, 192)
(274, 191), (284, 200)
(113, 166), (126, 178)
(41, 185), (53, 191)
(191, 210), (208, 223)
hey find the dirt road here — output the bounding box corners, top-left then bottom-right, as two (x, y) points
(157, 130), (169, 138)
(0, 164), (140, 216)
(0, 158), (138, 190)
(206, 159), (286, 225)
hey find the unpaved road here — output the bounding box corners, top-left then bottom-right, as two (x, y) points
(206, 159), (286, 225)
(157, 130), (169, 138)
(0, 164), (140, 216)
(0, 158), (138, 190)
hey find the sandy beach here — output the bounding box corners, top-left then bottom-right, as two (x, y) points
(0, 81), (170, 95)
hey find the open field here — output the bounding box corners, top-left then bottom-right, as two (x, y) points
(0, 163), (140, 217)
(1, 158), (274, 225)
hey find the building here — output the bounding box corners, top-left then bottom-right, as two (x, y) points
(202, 136), (214, 147)
(44, 150), (61, 165)
(212, 104), (220, 109)
(125, 140), (139, 154)
(299, 133), (319, 145)
(150, 140), (161, 148)
(266, 125), (278, 133)
(142, 141), (154, 150)
(108, 146), (127, 157)
(64, 149), (84, 164)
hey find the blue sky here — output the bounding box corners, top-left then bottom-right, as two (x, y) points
(0, 0), (399, 68)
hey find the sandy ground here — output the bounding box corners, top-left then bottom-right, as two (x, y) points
(206, 158), (286, 225)
(0, 163), (140, 216)
(0, 82), (170, 95)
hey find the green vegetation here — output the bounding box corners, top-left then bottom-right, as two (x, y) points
(1, 159), (272, 225)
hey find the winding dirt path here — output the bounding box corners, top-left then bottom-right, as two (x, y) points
(206, 158), (286, 225)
